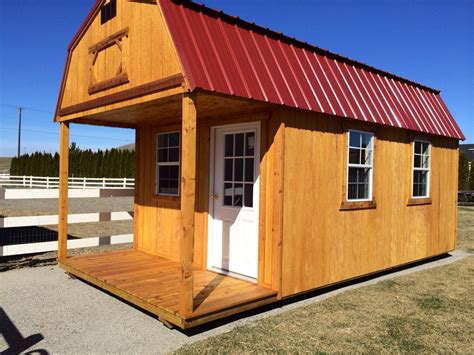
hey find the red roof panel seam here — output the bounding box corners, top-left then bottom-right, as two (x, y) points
(382, 76), (413, 130)
(353, 67), (384, 124)
(334, 61), (368, 121)
(289, 45), (324, 112)
(312, 53), (348, 118)
(344, 64), (376, 122)
(324, 58), (358, 119)
(413, 87), (442, 135)
(234, 27), (268, 102)
(399, 82), (430, 133)
(216, 19), (253, 98)
(433, 95), (463, 139)
(302, 49), (336, 115)
(198, 12), (234, 94)
(428, 94), (457, 138)
(249, 31), (285, 105)
(264, 37), (299, 108)
(369, 74), (401, 128)
(360, 70), (392, 127)
(390, 79), (424, 132)
(375, 74), (405, 128)
(421, 91), (451, 136)
(178, 5), (215, 90)
(357, 68), (388, 125)
(406, 83), (437, 134)
(278, 41), (313, 110)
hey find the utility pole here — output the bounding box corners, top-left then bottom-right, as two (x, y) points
(17, 107), (23, 158)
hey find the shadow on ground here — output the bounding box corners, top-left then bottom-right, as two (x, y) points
(0, 307), (48, 354)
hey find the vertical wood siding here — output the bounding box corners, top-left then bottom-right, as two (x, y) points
(280, 108), (458, 297)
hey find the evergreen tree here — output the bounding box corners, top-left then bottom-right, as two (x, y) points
(458, 151), (469, 190)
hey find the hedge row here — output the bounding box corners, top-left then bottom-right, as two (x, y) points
(10, 143), (135, 178)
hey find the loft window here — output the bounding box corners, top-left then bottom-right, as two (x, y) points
(412, 141), (431, 198)
(156, 132), (180, 196)
(101, 0), (117, 25)
(347, 130), (374, 201)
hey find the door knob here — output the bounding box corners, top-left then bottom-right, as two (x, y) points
(213, 194), (219, 200)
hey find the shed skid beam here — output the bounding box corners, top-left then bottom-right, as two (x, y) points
(58, 122), (69, 261)
(179, 93), (197, 316)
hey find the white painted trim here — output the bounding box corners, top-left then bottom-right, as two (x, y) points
(0, 234), (133, 257)
(0, 211), (132, 228)
(411, 140), (431, 198)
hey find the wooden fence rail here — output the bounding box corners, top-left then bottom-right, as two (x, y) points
(0, 174), (135, 189)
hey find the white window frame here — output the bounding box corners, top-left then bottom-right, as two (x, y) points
(346, 129), (374, 202)
(412, 140), (431, 199)
(156, 131), (180, 197)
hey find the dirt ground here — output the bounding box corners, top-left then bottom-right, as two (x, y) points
(0, 196), (133, 217)
(176, 207), (474, 353)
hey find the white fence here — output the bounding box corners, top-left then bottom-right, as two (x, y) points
(0, 174), (135, 189)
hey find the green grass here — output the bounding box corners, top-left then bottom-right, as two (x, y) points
(176, 208), (474, 354)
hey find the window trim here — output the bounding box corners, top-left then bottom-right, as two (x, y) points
(411, 139), (431, 199)
(345, 129), (375, 203)
(156, 131), (181, 197)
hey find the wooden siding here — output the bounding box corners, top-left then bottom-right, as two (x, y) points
(133, 101), (283, 293)
(58, 0), (182, 121)
(280, 108), (458, 297)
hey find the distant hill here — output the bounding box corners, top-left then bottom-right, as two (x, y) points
(117, 143), (135, 151)
(0, 157), (12, 173)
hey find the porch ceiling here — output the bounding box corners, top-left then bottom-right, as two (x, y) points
(69, 92), (269, 129)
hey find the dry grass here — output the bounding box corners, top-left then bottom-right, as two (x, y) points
(0, 157), (12, 173)
(177, 208), (474, 354)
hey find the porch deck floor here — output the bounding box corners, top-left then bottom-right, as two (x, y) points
(59, 249), (277, 328)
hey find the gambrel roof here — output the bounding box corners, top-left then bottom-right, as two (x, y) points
(61, 0), (464, 140)
(159, 0), (463, 140)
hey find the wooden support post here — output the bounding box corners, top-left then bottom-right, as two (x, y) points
(179, 93), (197, 316)
(58, 122), (69, 261)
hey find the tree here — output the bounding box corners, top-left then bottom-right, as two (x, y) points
(458, 151), (469, 190)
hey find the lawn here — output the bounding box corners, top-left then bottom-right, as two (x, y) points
(177, 207), (474, 353)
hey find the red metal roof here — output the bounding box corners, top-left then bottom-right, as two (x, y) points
(160, 0), (464, 140)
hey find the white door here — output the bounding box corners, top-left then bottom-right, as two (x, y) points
(208, 122), (260, 280)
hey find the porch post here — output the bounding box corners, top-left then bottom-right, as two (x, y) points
(179, 93), (197, 315)
(58, 121), (69, 261)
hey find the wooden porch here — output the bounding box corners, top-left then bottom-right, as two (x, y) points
(59, 249), (277, 329)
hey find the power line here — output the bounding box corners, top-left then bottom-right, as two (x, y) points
(0, 103), (54, 115)
(0, 127), (133, 142)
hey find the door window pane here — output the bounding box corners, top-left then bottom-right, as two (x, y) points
(221, 130), (257, 208)
(233, 183), (243, 206)
(225, 134), (234, 157)
(244, 184), (253, 207)
(235, 133), (244, 156)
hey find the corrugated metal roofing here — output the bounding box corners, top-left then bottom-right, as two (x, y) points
(160, 0), (464, 140)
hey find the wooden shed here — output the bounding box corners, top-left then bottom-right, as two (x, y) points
(55, 0), (464, 329)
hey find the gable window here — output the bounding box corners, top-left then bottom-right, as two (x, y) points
(412, 141), (430, 198)
(101, 0), (117, 25)
(156, 132), (180, 196)
(347, 130), (374, 201)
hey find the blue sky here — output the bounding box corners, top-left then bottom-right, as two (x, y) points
(0, 0), (472, 156)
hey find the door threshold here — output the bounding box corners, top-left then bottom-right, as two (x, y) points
(209, 266), (257, 284)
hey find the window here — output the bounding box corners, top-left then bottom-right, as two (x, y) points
(101, 0), (116, 25)
(412, 141), (430, 198)
(223, 132), (256, 208)
(156, 132), (180, 196)
(347, 130), (374, 201)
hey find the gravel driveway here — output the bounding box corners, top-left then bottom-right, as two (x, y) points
(0, 197), (133, 217)
(0, 251), (469, 353)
